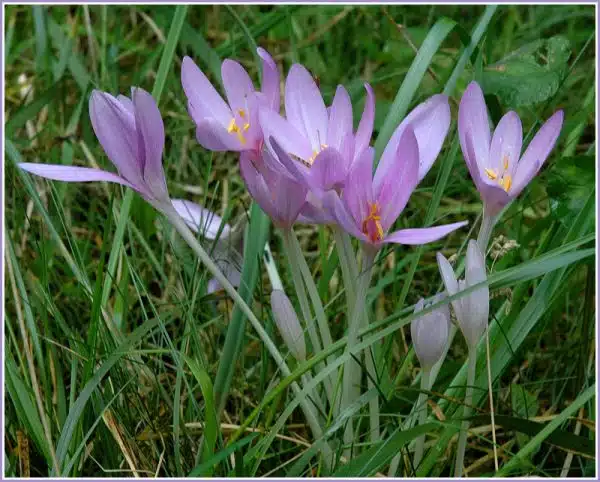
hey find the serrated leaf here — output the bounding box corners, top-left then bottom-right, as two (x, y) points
(481, 36), (571, 107)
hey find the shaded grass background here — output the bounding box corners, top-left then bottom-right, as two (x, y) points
(4, 4), (596, 477)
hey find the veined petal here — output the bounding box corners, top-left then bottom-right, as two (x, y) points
(327, 85), (353, 151)
(221, 59), (255, 113)
(489, 111), (522, 175)
(195, 118), (244, 151)
(512, 110), (564, 196)
(458, 81), (491, 173)
(89, 90), (142, 186)
(322, 191), (366, 241)
(343, 147), (374, 226)
(259, 108), (313, 160)
(354, 83), (375, 159)
(257, 47), (280, 112)
(240, 156), (278, 222)
(285, 64), (328, 151)
(270, 171), (308, 228)
(384, 220), (468, 246)
(171, 199), (230, 240)
(309, 147), (347, 191)
(19, 163), (134, 188)
(181, 56), (231, 127)
(132, 88), (168, 201)
(377, 127), (420, 231)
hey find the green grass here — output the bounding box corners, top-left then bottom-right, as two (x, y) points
(4, 4), (596, 477)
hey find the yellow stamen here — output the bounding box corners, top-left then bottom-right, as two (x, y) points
(238, 109), (246, 118)
(243, 122), (250, 131)
(503, 154), (509, 171)
(227, 118), (238, 133)
(500, 174), (512, 192)
(362, 202), (384, 242)
(485, 168), (498, 180)
(227, 118), (247, 144)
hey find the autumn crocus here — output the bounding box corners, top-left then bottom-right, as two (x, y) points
(181, 47), (279, 156)
(20, 88), (171, 211)
(458, 81), (564, 248)
(437, 239), (489, 477)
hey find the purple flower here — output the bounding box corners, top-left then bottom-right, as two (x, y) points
(172, 199), (243, 294)
(411, 294), (451, 370)
(19, 88), (170, 209)
(239, 149), (308, 230)
(181, 47), (280, 156)
(324, 128), (467, 249)
(259, 64), (375, 192)
(459, 81), (564, 216)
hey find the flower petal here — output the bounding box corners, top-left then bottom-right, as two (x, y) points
(171, 199), (230, 240)
(436, 252), (458, 296)
(240, 156), (278, 222)
(309, 147), (347, 191)
(385, 220), (468, 245)
(322, 191), (366, 241)
(458, 81), (491, 173)
(489, 111), (522, 174)
(327, 85), (353, 152)
(354, 83), (375, 159)
(132, 88), (168, 201)
(19, 163), (134, 188)
(195, 118), (244, 151)
(257, 47), (280, 112)
(271, 289), (306, 361)
(181, 56), (231, 127)
(512, 110), (564, 196)
(343, 147), (374, 226)
(89, 90), (142, 186)
(285, 64), (328, 151)
(377, 127), (420, 232)
(221, 59), (255, 112)
(259, 108), (313, 160)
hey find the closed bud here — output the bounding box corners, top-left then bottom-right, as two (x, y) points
(436, 239), (489, 348)
(270, 290), (306, 361)
(411, 295), (451, 370)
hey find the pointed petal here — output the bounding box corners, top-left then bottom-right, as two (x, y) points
(354, 83), (375, 158)
(385, 220), (468, 246)
(271, 290), (306, 361)
(322, 191), (366, 241)
(269, 170), (308, 228)
(132, 88), (168, 201)
(377, 127), (420, 231)
(221, 59), (255, 112)
(309, 147), (347, 191)
(240, 156), (278, 222)
(327, 85), (353, 151)
(19, 163), (134, 188)
(411, 298), (450, 369)
(343, 147), (374, 226)
(285, 64), (328, 151)
(181, 56), (231, 127)
(489, 111), (522, 174)
(462, 239), (489, 347)
(171, 199), (230, 239)
(266, 136), (312, 185)
(458, 81), (491, 173)
(436, 252), (458, 296)
(512, 110), (564, 196)
(89, 90), (142, 185)
(259, 108), (313, 160)
(257, 47), (280, 112)
(195, 118), (244, 151)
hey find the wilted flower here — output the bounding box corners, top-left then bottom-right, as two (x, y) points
(411, 295), (451, 370)
(172, 199), (243, 294)
(20, 88), (171, 210)
(437, 239), (489, 348)
(271, 289), (306, 361)
(323, 128), (467, 250)
(181, 47), (279, 156)
(459, 81), (564, 217)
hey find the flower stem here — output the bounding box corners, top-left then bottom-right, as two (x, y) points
(166, 210), (328, 457)
(332, 226), (358, 308)
(454, 346), (477, 477)
(476, 210), (497, 252)
(342, 247), (376, 454)
(413, 369), (431, 469)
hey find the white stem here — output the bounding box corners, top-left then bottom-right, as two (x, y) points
(413, 369), (431, 469)
(486, 326), (499, 471)
(476, 210), (498, 253)
(454, 346), (477, 477)
(165, 210), (329, 457)
(342, 247), (375, 455)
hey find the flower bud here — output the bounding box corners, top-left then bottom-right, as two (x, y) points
(437, 239), (489, 348)
(270, 290), (306, 361)
(411, 295), (451, 370)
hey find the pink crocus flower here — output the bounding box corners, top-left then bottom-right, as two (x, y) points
(181, 47), (280, 157)
(324, 127), (467, 251)
(459, 81), (564, 217)
(19, 88), (171, 211)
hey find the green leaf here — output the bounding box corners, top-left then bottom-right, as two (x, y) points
(481, 36), (571, 107)
(510, 383), (540, 454)
(188, 433), (259, 477)
(333, 424), (438, 477)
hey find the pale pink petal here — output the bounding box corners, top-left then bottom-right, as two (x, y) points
(195, 118), (244, 151)
(489, 111), (522, 174)
(458, 81), (491, 174)
(19, 163), (134, 188)
(343, 147), (374, 226)
(354, 83), (375, 159)
(327, 85), (353, 152)
(322, 191), (366, 241)
(171, 199), (230, 239)
(259, 108), (313, 160)
(385, 221), (468, 245)
(221, 59), (255, 113)
(257, 47), (280, 112)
